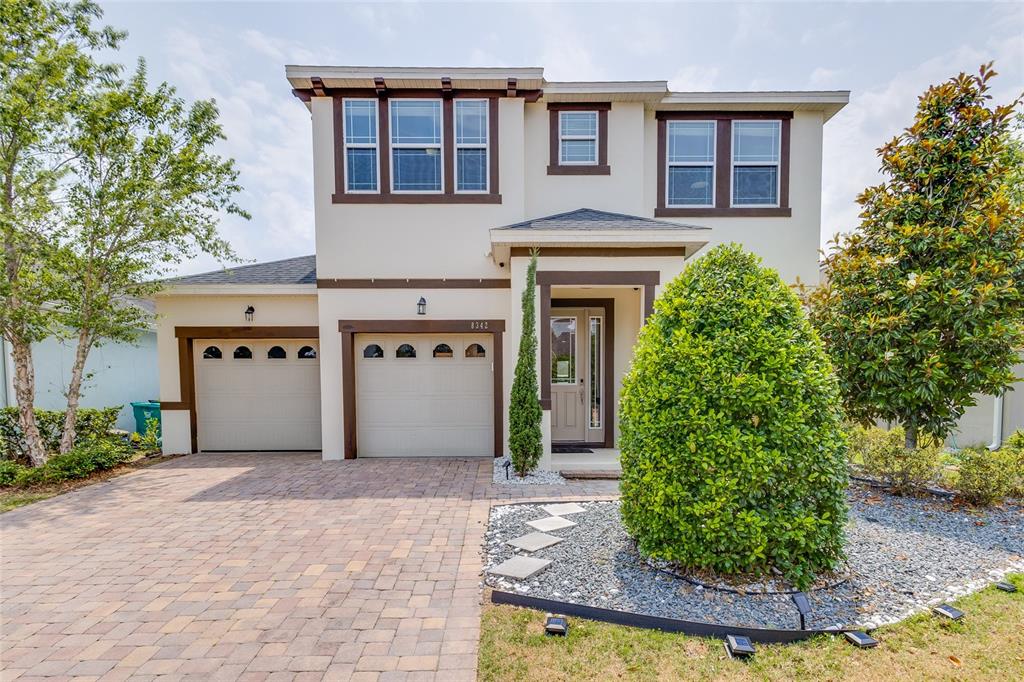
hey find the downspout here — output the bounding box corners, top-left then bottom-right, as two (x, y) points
(988, 392), (1004, 450)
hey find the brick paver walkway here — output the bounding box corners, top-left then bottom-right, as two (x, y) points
(1, 453), (616, 681)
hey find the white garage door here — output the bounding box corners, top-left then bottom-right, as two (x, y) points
(194, 339), (321, 451)
(356, 334), (493, 457)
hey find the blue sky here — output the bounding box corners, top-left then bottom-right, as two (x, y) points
(98, 1), (1024, 276)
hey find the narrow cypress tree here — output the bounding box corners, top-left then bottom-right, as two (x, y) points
(509, 249), (543, 476)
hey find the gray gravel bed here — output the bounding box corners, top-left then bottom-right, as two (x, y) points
(492, 458), (566, 485)
(483, 487), (1023, 630)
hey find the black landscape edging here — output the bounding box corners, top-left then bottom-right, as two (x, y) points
(490, 590), (848, 643)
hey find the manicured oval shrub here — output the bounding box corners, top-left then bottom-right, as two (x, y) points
(619, 244), (848, 588)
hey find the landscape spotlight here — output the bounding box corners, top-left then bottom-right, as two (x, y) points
(544, 613), (568, 636)
(791, 592), (811, 630)
(724, 635), (755, 659)
(932, 604), (964, 621)
(995, 581), (1017, 593)
(843, 631), (878, 648)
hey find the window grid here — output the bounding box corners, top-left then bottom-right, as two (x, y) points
(666, 121), (715, 208)
(343, 99), (379, 193)
(390, 99), (443, 193)
(559, 111), (598, 165)
(731, 120), (781, 207)
(455, 99), (489, 193)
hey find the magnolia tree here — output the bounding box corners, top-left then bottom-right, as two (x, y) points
(809, 64), (1024, 449)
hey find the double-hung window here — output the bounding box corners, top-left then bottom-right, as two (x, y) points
(732, 120), (781, 206)
(666, 121), (715, 207)
(343, 99), (379, 192)
(559, 111), (598, 165)
(455, 100), (488, 192)
(390, 100), (443, 192)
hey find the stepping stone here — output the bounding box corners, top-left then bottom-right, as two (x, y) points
(507, 532), (564, 552)
(541, 502), (587, 516)
(487, 556), (552, 580)
(527, 516), (577, 532)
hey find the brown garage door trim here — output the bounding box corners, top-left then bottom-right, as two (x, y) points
(338, 319), (506, 460)
(165, 326), (320, 453)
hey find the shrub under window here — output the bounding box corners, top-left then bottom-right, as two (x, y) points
(619, 243), (848, 589)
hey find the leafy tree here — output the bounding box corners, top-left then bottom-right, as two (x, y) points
(508, 249), (543, 476)
(53, 62), (245, 453)
(620, 244), (848, 589)
(809, 64), (1024, 449)
(0, 0), (122, 466)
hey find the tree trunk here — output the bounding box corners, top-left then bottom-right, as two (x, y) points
(904, 423), (918, 450)
(9, 337), (47, 467)
(59, 328), (92, 454)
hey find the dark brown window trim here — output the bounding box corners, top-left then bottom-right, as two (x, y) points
(547, 102), (611, 176)
(337, 319), (506, 459)
(550, 298), (615, 448)
(332, 95), (501, 204)
(537, 271), (659, 429)
(655, 110), (792, 217)
(164, 326), (320, 453)
(317, 278), (511, 289)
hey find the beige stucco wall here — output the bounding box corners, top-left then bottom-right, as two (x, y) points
(155, 293), (318, 454)
(947, 361), (1024, 448)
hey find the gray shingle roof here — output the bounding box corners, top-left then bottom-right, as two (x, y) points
(165, 255), (316, 285)
(495, 208), (709, 231)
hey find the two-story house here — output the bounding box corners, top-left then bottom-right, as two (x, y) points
(155, 66), (849, 467)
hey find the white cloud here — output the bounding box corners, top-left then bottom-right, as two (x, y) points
(528, 4), (604, 81)
(669, 65), (720, 92)
(808, 67), (842, 88)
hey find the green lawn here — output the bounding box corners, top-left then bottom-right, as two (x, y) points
(0, 453), (179, 513)
(480, 574), (1024, 681)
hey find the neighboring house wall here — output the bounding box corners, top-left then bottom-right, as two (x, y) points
(947, 360), (1024, 448)
(2, 332), (157, 431)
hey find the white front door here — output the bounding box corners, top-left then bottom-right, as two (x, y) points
(551, 308), (606, 444)
(193, 339), (322, 451)
(355, 334), (493, 457)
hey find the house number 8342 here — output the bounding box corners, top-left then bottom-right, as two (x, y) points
(469, 321), (489, 330)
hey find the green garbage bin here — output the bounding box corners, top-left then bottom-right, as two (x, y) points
(130, 401), (161, 437)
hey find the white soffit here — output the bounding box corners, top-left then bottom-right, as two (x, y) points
(659, 90), (850, 121)
(543, 81), (668, 103)
(286, 65), (545, 91)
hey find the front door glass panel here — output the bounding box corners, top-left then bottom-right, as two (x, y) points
(551, 317), (576, 384)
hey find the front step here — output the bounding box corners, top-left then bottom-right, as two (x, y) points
(559, 469), (621, 480)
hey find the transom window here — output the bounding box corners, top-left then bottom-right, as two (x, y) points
(666, 121), (715, 207)
(732, 120), (781, 207)
(343, 99), (378, 192)
(559, 111), (598, 165)
(391, 100), (442, 192)
(455, 100), (488, 192)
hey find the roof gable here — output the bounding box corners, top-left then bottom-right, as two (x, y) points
(495, 208), (708, 231)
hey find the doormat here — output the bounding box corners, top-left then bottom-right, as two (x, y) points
(552, 445), (594, 454)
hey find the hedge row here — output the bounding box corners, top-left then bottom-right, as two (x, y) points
(0, 439), (134, 487)
(0, 406), (121, 461)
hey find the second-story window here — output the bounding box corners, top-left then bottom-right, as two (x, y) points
(666, 121), (715, 207)
(343, 99), (378, 192)
(559, 111), (598, 165)
(732, 120), (781, 206)
(391, 100), (443, 192)
(455, 100), (489, 192)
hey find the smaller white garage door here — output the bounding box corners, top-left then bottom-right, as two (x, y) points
(356, 334), (493, 457)
(194, 339), (321, 451)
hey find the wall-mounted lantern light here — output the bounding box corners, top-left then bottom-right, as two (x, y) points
(417, 297), (427, 315)
(245, 305), (255, 322)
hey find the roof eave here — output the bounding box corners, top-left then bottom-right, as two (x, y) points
(157, 284), (318, 296)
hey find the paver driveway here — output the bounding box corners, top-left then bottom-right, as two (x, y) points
(1, 453), (615, 681)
